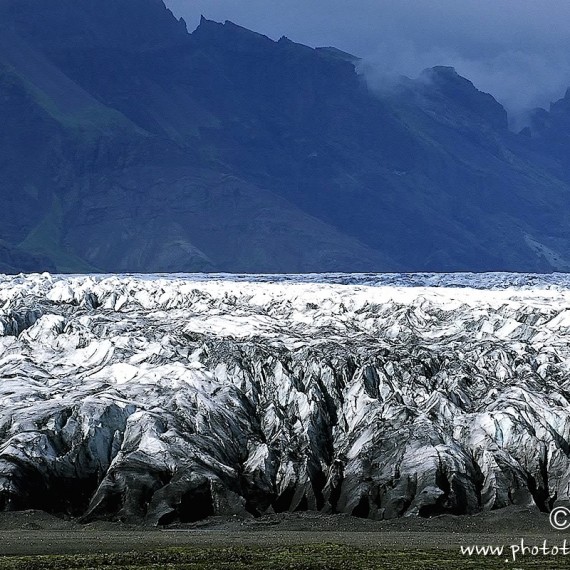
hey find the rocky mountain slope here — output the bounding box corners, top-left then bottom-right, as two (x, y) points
(1, 272), (570, 522)
(1, 0), (570, 273)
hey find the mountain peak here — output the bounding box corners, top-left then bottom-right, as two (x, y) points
(314, 46), (361, 63)
(192, 17), (274, 48)
(554, 86), (570, 107)
(419, 65), (508, 129)
(421, 65), (468, 86)
(197, 14), (219, 29)
(547, 87), (570, 122)
(428, 65), (459, 76)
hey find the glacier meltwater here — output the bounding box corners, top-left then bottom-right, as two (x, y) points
(0, 272), (570, 523)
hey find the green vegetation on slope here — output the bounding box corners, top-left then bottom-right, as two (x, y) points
(19, 196), (100, 273)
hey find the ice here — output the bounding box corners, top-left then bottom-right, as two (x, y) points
(0, 271), (569, 522)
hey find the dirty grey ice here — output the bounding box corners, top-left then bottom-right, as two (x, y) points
(0, 272), (569, 524)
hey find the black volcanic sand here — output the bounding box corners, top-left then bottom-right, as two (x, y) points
(0, 507), (570, 568)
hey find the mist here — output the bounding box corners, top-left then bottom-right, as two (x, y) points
(166, 0), (570, 114)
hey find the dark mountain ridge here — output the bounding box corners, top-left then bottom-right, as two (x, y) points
(1, 0), (570, 273)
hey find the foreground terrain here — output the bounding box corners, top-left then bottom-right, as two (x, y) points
(1, 272), (570, 526)
(0, 508), (568, 569)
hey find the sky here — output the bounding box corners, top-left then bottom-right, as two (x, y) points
(165, 0), (570, 116)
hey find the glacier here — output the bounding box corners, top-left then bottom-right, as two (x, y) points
(1, 272), (570, 523)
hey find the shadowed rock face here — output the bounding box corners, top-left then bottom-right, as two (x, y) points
(1, 273), (570, 523)
(2, 0), (570, 273)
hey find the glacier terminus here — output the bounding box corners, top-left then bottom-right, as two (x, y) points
(0, 272), (569, 524)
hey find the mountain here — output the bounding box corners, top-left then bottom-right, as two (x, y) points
(1, 0), (570, 273)
(1, 272), (570, 522)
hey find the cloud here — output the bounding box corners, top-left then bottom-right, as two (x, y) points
(360, 41), (570, 116)
(165, 0), (570, 112)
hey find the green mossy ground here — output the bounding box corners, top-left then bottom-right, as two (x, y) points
(0, 544), (568, 570)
